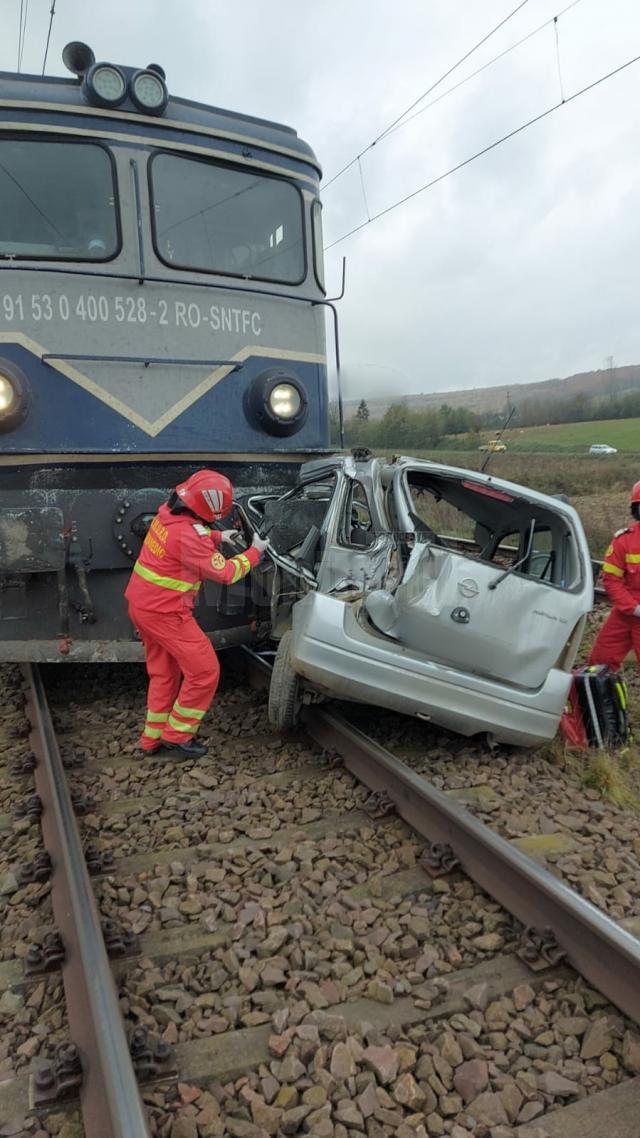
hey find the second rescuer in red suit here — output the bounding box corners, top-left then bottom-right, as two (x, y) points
(589, 480), (640, 672)
(125, 469), (268, 758)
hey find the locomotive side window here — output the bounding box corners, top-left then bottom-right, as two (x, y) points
(150, 153), (305, 284)
(0, 139), (119, 261)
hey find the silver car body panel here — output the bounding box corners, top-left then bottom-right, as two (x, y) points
(363, 540), (585, 690)
(291, 592), (579, 747)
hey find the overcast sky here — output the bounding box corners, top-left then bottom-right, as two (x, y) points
(2, 0), (639, 401)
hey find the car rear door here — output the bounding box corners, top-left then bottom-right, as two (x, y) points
(383, 462), (592, 689)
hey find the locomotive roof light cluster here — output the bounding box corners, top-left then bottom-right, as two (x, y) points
(62, 42), (169, 116)
(0, 361), (30, 432)
(245, 369), (308, 437)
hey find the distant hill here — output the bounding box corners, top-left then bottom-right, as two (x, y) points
(344, 364), (640, 420)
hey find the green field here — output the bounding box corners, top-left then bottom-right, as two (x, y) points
(496, 417), (640, 453)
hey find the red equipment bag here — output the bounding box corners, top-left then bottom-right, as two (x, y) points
(559, 677), (589, 750)
(559, 665), (630, 750)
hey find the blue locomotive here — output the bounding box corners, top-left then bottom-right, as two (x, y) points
(0, 42), (331, 660)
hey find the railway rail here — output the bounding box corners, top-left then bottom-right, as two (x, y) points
(22, 664), (150, 1138)
(1, 656), (639, 1137)
(244, 651), (640, 1021)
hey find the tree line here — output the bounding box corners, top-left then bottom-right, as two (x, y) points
(482, 388), (640, 429)
(331, 387), (640, 447)
(331, 399), (481, 448)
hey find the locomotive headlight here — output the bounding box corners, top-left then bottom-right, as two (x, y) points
(0, 375), (16, 413)
(0, 362), (29, 432)
(269, 383), (302, 420)
(245, 369), (308, 437)
(83, 63), (127, 108)
(130, 69), (169, 115)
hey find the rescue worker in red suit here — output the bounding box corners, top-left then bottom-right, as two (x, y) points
(125, 470), (268, 758)
(589, 480), (640, 671)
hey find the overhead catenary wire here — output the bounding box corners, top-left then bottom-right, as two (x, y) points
(553, 15), (566, 102)
(323, 0), (532, 191)
(18, 0), (29, 72)
(17, 0), (23, 70)
(17, 0), (31, 72)
(360, 0), (582, 150)
(41, 0), (56, 76)
(324, 50), (640, 251)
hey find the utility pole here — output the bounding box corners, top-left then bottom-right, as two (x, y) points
(606, 355), (615, 401)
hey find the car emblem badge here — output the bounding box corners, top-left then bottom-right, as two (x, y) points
(459, 577), (479, 598)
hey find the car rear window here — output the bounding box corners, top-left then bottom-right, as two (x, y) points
(405, 471), (582, 590)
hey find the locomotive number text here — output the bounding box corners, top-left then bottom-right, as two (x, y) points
(0, 293), (263, 337)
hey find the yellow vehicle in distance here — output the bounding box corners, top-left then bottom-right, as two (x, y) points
(478, 439), (507, 452)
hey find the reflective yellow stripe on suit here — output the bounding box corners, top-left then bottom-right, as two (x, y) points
(173, 702), (206, 720)
(167, 714), (198, 734)
(230, 553), (252, 585)
(133, 561), (201, 592)
(602, 561), (624, 578)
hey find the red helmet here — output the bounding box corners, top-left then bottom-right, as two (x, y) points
(175, 470), (233, 521)
(631, 481), (640, 504)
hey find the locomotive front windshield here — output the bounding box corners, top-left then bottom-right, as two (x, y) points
(0, 139), (119, 261)
(151, 152), (305, 284)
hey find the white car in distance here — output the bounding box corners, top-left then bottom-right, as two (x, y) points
(589, 444), (618, 455)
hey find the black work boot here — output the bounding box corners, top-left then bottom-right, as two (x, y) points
(160, 738), (208, 759)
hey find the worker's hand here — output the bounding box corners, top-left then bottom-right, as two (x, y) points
(220, 529), (241, 543)
(634, 604), (640, 618)
(251, 533), (270, 554)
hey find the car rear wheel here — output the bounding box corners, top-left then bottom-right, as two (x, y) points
(268, 631), (302, 729)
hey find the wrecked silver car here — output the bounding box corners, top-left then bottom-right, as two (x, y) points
(246, 453), (593, 747)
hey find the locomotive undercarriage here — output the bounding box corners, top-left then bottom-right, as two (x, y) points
(0, 458), (299, 662)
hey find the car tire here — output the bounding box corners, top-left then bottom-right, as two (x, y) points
(268, 631), (302, 729)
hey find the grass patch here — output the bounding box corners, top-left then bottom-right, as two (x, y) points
(502, 417), (640, 453)
(540, 735), (640, 808)
(439, 417), (640, 453)
(407, 451), (638, 498)
(582, 748), (640, 808)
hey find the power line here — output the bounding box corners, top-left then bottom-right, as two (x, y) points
(41, 0), (56, 76)
(18, 0), (30, 72)
(324, 51), (640, 251)
(553, 15), (566, 103)
(17, 0), (24, 70)
(323, 0), (531, 191)
(363, 0), (582, 149)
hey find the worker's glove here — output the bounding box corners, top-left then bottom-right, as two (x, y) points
(220, 529), (241, 543)
(634, 604), (640, 618)
(251, 533), (270, 555)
